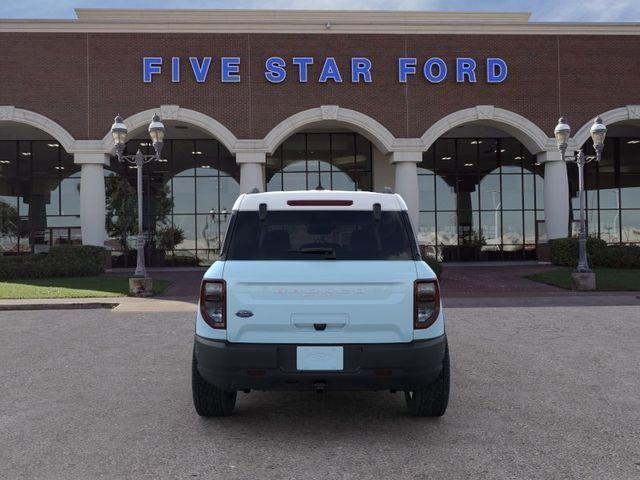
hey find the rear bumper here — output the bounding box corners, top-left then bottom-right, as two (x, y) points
(194, 334), (447, 392)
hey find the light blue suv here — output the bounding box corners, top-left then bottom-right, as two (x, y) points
(192, 190), (449, 416)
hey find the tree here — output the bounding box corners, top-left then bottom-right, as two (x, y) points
(105, 175), (173, 251)
(0, 201), (19, 239)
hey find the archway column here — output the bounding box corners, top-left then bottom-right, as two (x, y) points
(74, 152), (110, 247)
(237, 151), (266, 193)
(538, 151), (569, 240)
(391, 151), (421, 231)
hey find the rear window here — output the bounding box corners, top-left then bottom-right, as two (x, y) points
(224, 210), (417, 261)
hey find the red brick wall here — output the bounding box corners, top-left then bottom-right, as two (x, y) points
(1, 32), (639, 142)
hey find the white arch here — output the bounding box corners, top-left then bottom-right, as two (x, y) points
(263, 106), (396, 155)
(420, 105), (552, 154)
(0, 106), (76, 152)
(100, 105), (239, 154)
(571, 105), (640, 148)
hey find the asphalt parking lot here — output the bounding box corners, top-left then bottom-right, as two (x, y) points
(1, 304), (639, 479)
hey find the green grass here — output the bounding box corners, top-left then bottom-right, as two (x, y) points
(527, 268), (640, 291)
(0, 276), (171, 299)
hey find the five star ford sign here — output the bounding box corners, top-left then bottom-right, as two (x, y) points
(142, 56), (508, 84)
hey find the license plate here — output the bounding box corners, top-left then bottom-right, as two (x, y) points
(296, 346), (344, 371)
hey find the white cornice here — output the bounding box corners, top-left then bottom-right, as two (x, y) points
(0, 9), (639, 35)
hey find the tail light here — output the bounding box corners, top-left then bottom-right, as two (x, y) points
(414, 279), (440, 329)
(200, 280), (226, 329)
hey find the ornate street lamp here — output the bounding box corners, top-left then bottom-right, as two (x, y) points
(554, 116), (607, 287)
(111, 113), (165, 283)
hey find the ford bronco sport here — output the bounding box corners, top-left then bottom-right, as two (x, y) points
(192, 190), (449, 417)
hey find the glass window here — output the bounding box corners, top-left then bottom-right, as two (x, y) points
(437, 211), (457, 246)
(500, 138), (523, 174)
(0, 141), (18, 177)
(306, 134), (331, 172)
(282, 134), (306, 172)
(418, 211), (436, 247)
(196, 176), (219, 214)
(173, 140), (195, 176)
(479, 175), (501, 211)
(331, 171), (356, 191)
(32, 141), (59, 177)
(226, 210), (415, 261)
(456, 139), (477, 171)
(502, 211), (523, 245)
(434, 139), (455, 174)
(419, 148), (435, 173)
(60, 176), (80, 215)
(501, 175), (523, 210)
(435, 176), (456, 211)
(172, 214), (196, 250)
(418, 175), (435, 211)
(355, 134), (372, 171)
(621, 210), (640, 243)
(172, 177), (195, 214)
(599, 210), (620, 243)
(477, 139), (498, 174)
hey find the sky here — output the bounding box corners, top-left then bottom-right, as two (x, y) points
(0, 0), (639, 22)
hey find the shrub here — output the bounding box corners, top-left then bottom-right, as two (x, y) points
(550, 237), (640, 269)
(592, 245), (640, 269)
(0, 245), (108, 280)
(550, 237), (607, 267)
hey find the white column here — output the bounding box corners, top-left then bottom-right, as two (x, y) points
(237, 152), (266, 193)
(391, 151), (421, 231)
(539, 151), (569, 240)
(75, 153), (109, 246)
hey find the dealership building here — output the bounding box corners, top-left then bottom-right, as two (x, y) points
(1, 9), (639, 265)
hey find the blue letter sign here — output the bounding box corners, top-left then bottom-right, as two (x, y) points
(143, 55), (508, 85)
(319, 57), (343, 83)
(189, 57), (212, 83)
(143, 57), (162, 83)
(487, 58), (508, 83)
(265, 57), (287, 83)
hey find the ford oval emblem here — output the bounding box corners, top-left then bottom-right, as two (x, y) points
(235, 310), (254, 318)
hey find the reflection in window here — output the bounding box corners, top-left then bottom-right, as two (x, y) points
(0, 140), (81, 254)
(418, 138), (542, 261)
(107, 139), (239, 266)
(266, 133), (372, 192)
(569, 137), (640, 245)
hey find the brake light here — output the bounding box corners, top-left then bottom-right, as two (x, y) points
(414, 280), (440, 329)
(200, 280), (226, 329)
(286, 200), (353, 206)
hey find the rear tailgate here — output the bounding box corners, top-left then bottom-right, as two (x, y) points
(224, 260), (417, 344)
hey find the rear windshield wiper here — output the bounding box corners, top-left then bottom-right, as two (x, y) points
(290, 247), (337, 259)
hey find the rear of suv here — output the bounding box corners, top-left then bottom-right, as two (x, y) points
(192, 190), (449, 417)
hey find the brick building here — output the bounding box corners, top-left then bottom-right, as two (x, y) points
(1, 9), (639, 264)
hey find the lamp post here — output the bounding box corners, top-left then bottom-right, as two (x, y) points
(110, 113), (165, 292)
(554, 116), (607, 289)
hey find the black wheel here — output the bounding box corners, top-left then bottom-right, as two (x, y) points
(405, 341), (450, 417)
(192, 350), (237, 417)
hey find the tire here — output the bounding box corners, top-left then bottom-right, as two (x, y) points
(405, 341), (450, 417)
(192, 349), (237, 417)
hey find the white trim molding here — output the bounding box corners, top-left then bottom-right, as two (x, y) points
(100, 105), (239, 154)
(263, 106), (396, 155)
(0, 106), (76, 153)
(421, 106), (553, 154)
(571, 105), (640, 149)
(2, 10), (640, 35)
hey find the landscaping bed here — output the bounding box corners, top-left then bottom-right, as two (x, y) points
(527, 268), (640, 291)
(0, 276), (170, 299)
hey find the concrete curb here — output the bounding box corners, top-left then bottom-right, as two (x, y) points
(0, 302), (120, 311)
